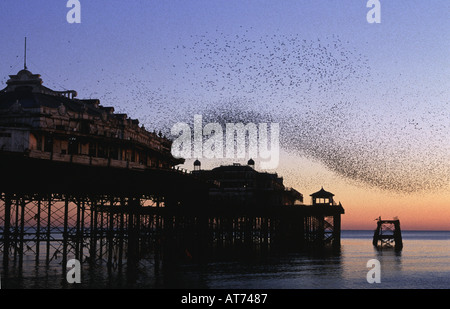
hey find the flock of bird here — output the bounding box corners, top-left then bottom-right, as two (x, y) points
(16, 28), (447, 195)
(103, 29), (448, 194)
(175, 31), (370, 99)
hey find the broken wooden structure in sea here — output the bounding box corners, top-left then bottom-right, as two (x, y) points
(373, 217), (403, 251)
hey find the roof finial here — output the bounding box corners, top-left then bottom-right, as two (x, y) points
(24, 37), (27, 70)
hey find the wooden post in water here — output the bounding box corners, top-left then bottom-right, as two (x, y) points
(394, 220), (403, 250)
(333, 213), (341, 250)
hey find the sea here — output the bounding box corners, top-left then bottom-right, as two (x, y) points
(1, 230), (450, 290)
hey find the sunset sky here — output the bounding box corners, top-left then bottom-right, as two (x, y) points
(0, 1), (448, 230)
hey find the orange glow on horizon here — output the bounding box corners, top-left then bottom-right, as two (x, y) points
(275, 152), (450, 231)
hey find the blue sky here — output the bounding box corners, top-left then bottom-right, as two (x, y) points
(0, 0), (449, 196)
(1, 1), (447, 89)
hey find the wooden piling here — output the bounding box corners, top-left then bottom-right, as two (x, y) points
(373, 218), (403, 251)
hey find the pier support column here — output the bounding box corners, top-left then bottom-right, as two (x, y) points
(107, 206), (114, 270)
(75, 198), (81, 261)
(3, 194), (12, 268)
(18, 197), (25, 270)
(333, 214), (341, 250)
(36, 198), (41, 264)
(127, 196), (140, 282)
(62, 194), (69, 275)
(46, 195), (52, 264)
(89, 196), (98, 265)
(118, 207), (124, 270)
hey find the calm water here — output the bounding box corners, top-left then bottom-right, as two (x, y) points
(1, 230), (450, 289)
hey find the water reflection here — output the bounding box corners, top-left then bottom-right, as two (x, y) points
(3, 232), (450, 289)
(374, 246), (403, 279)
(1, 242), (344, 289)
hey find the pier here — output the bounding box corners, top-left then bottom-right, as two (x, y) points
(0, 66), (344, 285)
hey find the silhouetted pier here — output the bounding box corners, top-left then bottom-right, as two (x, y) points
(0, 156), (344, 269)
(0, 66), (344, 285)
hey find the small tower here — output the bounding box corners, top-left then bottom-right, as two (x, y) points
(247, 158), (255, 169)
(193, 159), (201, 171)
(310, 187), (335, 206)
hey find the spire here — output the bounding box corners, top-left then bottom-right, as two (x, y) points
(24, 37), (27, 70)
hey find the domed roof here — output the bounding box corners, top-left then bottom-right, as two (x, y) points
(247, 158), (255, 165)
(310, 187), (334, 198)
(6, 69), (43, 87)
(193, 159), (201, 166)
